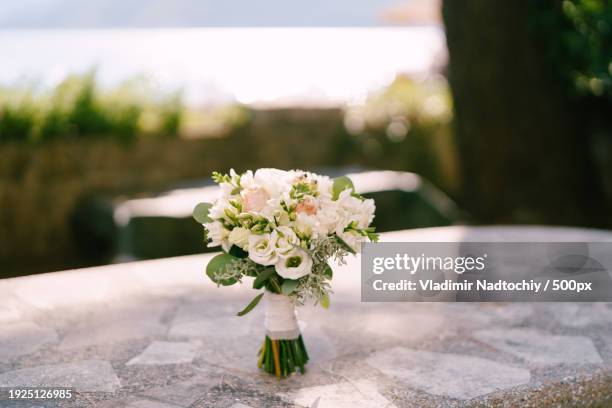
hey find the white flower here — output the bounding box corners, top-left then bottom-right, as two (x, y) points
(208, 199), (231, 220)
(228, 227), (250, 250)
(254, 168), (291, 197)
(248, 233), (278, 266)
(335, 189), (376, 229)
(271, 226), (300, 256)
(239, 170), (254, 188)
(219, 169), (241, 198)
(316, 195), (342, 234)
(294, 213), (317, 239)
(205, 221), (229, 248)
(275, 247), (312, 279)
(219, 183), (236, 198)
(316, 175), (334, 198)
(358, 198), (376, 228)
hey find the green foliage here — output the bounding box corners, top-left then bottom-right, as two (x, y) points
(236, 292), (264, 316)
(532, 0), (612, 99)
(206, 253), (238, 286)
(192, 202), (213, 224)
(320, 293), (330, 309)
(331, 176), (354, 200)
(342, 75), (459, 195)
(281, 278), (299, 295)
(322, 263), (333, 279)
(289, 181), (319, 200)
(253, 267), (276, 289)
(228, 245), (248, 258)
(0, 104), (36, 143)
(0, 71), (184, 144)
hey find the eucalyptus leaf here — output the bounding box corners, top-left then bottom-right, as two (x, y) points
(335, 235), (356, 254)
(206, 253), (236, 286)
(253, 267), (276, 289)
(193, 202), (213, 224)
(332, 176), (354, 200)
(281, 279), (299, 295)
(236, 292), (264, 316)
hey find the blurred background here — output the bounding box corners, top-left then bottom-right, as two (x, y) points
(1, 0), (610, 278)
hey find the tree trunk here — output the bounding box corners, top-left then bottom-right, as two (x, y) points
(442, 0), (606, 226)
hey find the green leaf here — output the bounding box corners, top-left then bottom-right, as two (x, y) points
(236, 292), (264, 316)
(193, 202), (213, 224)
(321, 294), (330, 309)
(335, 235), (356, 254)
(206, 253), (236, 286)
(266, 275), (282, 294)
(332, 176), (354, 200)
(253, 267), (276, 289)
(281, 279), (299, 295)
(323, 264), (333, 280)
(229, 245), (248, 258)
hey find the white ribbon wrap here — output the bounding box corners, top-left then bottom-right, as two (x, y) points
(264, 292), (300, 340)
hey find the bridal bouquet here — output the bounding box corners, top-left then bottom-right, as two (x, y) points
(193, 168), (377, 378)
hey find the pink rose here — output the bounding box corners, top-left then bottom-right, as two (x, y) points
(242, 186), (269, 212)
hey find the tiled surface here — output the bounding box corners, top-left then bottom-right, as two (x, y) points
(0, 226), (611, 407)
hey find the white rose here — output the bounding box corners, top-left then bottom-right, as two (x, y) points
(205, 221), (229, 248)
(248, 233), (278, 266)
(275, 247), (312, 279)
(228, 227), (250, 250)
(271, 226), (300, 255)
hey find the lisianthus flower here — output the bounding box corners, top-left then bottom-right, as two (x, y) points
(275, 247), (313, 279)
(248, 233), (278, 266)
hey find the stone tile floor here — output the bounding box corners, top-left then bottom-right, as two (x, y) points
(1, 227), (611, 407)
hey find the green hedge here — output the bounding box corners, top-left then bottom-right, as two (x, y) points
(0, 72), (182, 144)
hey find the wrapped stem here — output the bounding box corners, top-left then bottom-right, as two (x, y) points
(259, 291), (309, 378)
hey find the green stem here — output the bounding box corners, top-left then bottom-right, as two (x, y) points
(260, 335), (309, 378)
(299, 335), (309, 361)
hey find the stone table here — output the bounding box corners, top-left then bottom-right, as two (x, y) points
(1, 226), (612, 407)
